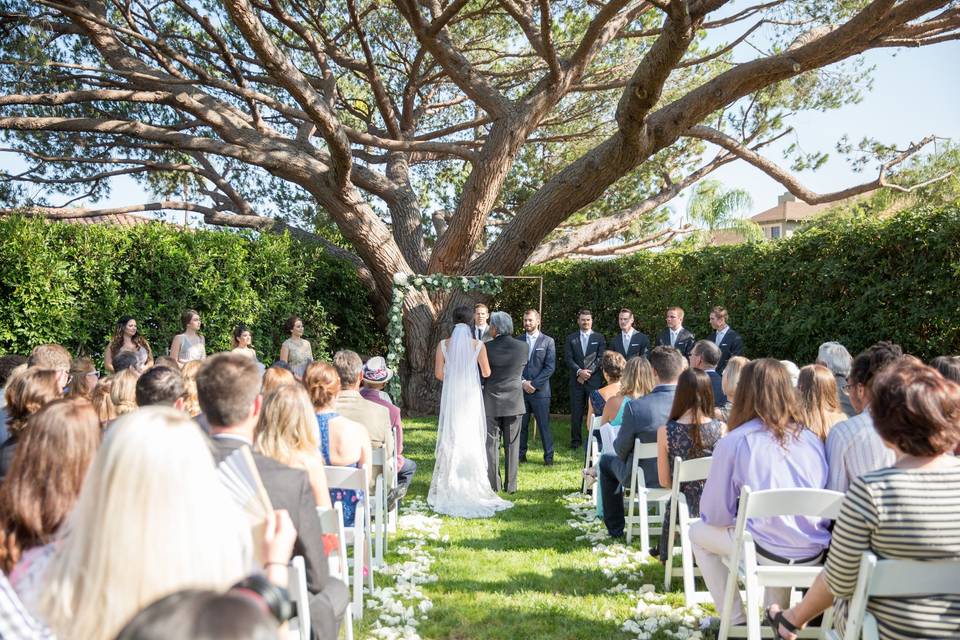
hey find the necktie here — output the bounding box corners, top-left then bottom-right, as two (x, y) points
(477, 327), (482, 340)
(581, 332), (588, 354)
(670, 330), (677, 347)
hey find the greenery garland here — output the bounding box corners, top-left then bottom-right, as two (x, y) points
(387, 272), (504, 398)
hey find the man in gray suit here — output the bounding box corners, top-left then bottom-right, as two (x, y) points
(483, 311), (529, 494)
(197, 353), (349, 640)
(598, 346), (684, 538)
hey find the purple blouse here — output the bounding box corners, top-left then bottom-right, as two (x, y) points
(699, 418), (832, 558)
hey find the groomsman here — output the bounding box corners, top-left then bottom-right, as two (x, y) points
(565, 309), (606, 449)
(705, 306), (744, 373)
(655, 306), (695, 357)
(517, 309), (556, 465)
(609, 308), (650, 359)
(472, 303), (493, 342)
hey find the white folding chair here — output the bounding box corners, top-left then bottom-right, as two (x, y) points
(663, 455), (713, 605)
(317, 506), (355, 640)
(370, 447), (391, 568)
(823, 552), (960, 640)
(625, 439), (670, 550)
(287, 556), (310, 640)
(324, 465), (374, 617)
(582, 415), (603, 494)
(719, 486), (845, 640)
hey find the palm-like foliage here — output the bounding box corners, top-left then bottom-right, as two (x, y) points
(684, 180), (761, 245)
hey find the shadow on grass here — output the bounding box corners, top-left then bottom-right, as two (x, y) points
(427, 566), (615, 596)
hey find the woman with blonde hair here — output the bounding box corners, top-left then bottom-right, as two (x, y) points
(1, 398), (100, 575)
(104, 316), (154, 373)
(255, 383), (332, 509)
(109, 368), (140, 417)
(797, 364), (847, 440)
(690, 359), (830, 628)
(90, 376), (116, 427)
(179, 360), (203, 417)
(261, 366), (296, 398)
(38, 407), (255, 640)
(720, 355), (749, 421)
(0, 369), (63, 481)
(66, 358), (99, 399)
(600, 355), (656, 428)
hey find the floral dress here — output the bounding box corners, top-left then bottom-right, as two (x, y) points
(657, 419), (724, 562)
(318, 412), (363, 527)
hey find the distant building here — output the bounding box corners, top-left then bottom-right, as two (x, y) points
(750, 192), (838, 240)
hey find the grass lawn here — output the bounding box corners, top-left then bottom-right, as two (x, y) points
(356, 416), (704, 640)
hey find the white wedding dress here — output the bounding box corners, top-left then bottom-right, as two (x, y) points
(428, 323), (514, 518)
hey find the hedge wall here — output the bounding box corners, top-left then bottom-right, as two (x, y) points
(0, 216), (383, 364)
(497, 206), (960, 414)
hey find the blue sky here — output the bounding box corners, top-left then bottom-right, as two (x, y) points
(4, 20), (958, 222)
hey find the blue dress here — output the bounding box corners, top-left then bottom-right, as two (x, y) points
(317, 412), (363, 527)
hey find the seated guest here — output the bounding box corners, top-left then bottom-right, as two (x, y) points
(66, 358), (98, 400)
(598, 346), (683, 538)
(689, 340), (726, 407)
(0, 354), (28, 444)
(719, 356), (748, 422)
(589, 351), (626, 419)
(111, 350), (142, 374)
(0, 369), (63, 481)
(797, 364), (847, 441)
(90, 376), (116, 427)
(816, 341), (855, 417)
(0, 398), (99, 575)
(36, 407), (258, 640)
(261, 365), (296, 398)
(825, 341), (903, 492)
(26, 344), (71, 385)
(655, 368), (724, 562)
(152, 355), (181, 370)
(766, 360), (960, 640)
(690, 359), (831, 626)
(332, 350), (392, 490)
(780, 360), (800, 387)
(600, 356), (656, 429)
(110, 368), (140, 417)
(135, 366), (185, 409)
(360, 357), (416, 505)
(0, 572), (51, 639)
(255, 383), (333, 509)
(304, 362), (372, 528)
(931, 355), (960, 383)
(198, 354), (348, 640)
(103, 316), (153, 373)
(180, 360), (203, 417)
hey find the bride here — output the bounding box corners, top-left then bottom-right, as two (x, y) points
(428, 306), (514, 518)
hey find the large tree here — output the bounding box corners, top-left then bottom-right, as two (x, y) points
(0, 0), (957, 409)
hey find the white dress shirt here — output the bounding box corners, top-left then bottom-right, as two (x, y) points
(526, 331), (540, 359)
(714, 326), (728, 345)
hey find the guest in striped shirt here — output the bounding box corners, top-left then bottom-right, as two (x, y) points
(825, 342), (903, 492)
(766, 359), (960, 640)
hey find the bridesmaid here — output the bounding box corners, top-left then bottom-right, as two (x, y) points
(279, 315), (313, 379)
(103, 316), (153, 373)
(169, 310), (206, 367)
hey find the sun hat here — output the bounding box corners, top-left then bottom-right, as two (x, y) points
(362, 356), (393, 384)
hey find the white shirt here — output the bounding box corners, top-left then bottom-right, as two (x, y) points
(622, 329), (634, 347)
(714, 326), (728, 345)
(526, 331), (540, 358)
(669, 328), (681, 346)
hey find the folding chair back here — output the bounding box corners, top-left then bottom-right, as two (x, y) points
(582, 415), (604, 494)
(828, 553), (960, 640)
(663, 455), (712, 605)
(370, 447), (390, 567)
(287, 556), (310, 640)
(719, 486), (845, 640)
(625, 439), (670, 548)
(324, 465), (374, 617)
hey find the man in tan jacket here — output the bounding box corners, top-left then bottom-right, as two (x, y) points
(333, 350), (395, 493)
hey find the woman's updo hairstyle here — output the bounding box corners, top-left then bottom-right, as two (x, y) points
(303, 361), (341, 409)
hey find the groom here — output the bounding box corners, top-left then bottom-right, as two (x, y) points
(483, 311), (528, 494)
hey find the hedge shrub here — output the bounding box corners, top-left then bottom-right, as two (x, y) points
(497, 206), (960, 414)
(0, 216), (382, 364)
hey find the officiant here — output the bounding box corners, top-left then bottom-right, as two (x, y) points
(483, 311), (528, 494)
(565, 309), (606, 449)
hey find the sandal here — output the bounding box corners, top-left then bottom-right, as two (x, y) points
(765, 606), (800, 640)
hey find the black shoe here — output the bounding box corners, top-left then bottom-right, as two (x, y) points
(544, 459), (554, 466)
(570, 441), (582, 449)
(519, 454), (528, 463)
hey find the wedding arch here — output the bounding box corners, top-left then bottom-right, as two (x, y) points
(387, 273), (543, 399)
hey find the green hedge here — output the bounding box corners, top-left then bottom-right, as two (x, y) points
(497, 206), (960, 414)
(0, 216), (383, 364)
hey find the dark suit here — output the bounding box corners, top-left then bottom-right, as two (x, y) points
(517, 332), (556, 462)
(655, 327), (695, 358)
(706, 327), (745, 374)
(835, 372), (856, 417)
(483, 334), (528, 493)
(210, 436), (348, 640)
(598, 384), (676, 537)
(705, 369), (727, 407)
(565, 331), (607, 447)
(609, 331), (650, 360)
